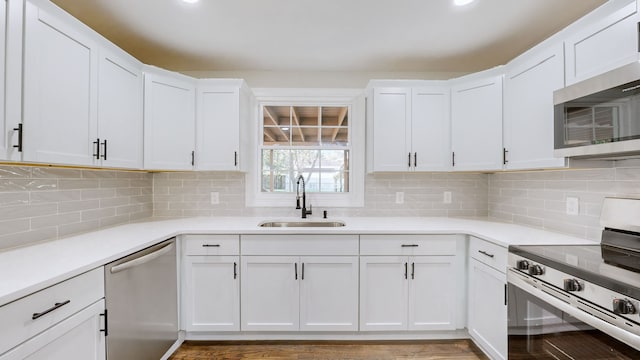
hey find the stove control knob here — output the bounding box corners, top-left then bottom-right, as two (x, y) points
(613, 299), (637, 315)
(529, 264), (544, 276)
(516, 260), (530, 271)
(563, 278), (582, 292)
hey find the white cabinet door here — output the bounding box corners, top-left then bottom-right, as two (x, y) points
(0, 300), (105, 360)
(468, 258), (507, 360)
(96, 48), (143, 169)
(408, 256), (457, 331)
(183, 256), (239, 332)
(143, 68), (195, 170)
(0, 0), (7, 160)
(241, 256), (299, 331)
(299, 256), (358, 332)
(451, 75), (503, 171)
(3, 0), (22, 161)
(359, 256), (408, 331)
(504, 44), (565, 170)
(23, 1), (98, 166)
(411, 86), (451, 171)
(196, 85), (240, 171)
(371, 88), (411, 172)
(565, 1), (639, 85)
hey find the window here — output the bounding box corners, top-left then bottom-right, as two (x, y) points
(261, 105), (350, 194)
(246, 89), (364, 208)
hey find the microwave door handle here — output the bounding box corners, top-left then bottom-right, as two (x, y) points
(110, 243), (175, 274)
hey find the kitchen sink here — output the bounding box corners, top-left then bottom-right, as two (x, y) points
(259, 220), (346, 228)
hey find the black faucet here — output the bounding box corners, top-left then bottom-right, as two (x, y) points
(296, 175), (312, 219)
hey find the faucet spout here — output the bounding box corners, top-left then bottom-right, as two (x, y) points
(296, 175), (312, 219)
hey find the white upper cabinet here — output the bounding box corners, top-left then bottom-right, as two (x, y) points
(565, 0), (639, 85)
(22, 0), (143, 168)
(143, 66), (196, 171)
(96, 48), (143, 169)
(196, 80), (251, 171)
(0, 0), (8, 160)
(503, 43), (566, 170)
(369, 83), (450, 172)
(23, 0), (98, 166)
(450, 71), (504, 171)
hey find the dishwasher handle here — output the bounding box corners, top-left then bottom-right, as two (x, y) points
(110, 242), (175, 274)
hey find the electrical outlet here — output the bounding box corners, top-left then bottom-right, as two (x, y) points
(395, 192), (404, 204)
(566, 196), (579, 215)
(210, 192), (220, 205)
(443, 191), (452, 204)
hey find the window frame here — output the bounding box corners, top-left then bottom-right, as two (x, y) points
(246, 88), (365, 208)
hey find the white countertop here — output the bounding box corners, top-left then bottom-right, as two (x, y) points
(0, 216), (597, 306)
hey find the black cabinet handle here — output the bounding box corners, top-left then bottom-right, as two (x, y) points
(452, 152), (455, 167)
(13, 124), (23, 152)
(191, 151), (195, 166)
(408, 153), (411, 167)
(401, 244), (419, 248)
(202, 244), (220, 247)
(503, 148), (508, 165)
(294, 263), (298, 280)
(32, 300), (71, 320)
(411, 262), (415, 279)
(504, 284), (508, 305)
(93, 138), (100, 159)
(404, 262), (408, 280)
(479, 250), (495, 258)
(233, 262), (237, 279)
(301, 263), (305, 280)
(414, 153), (417, 168)
(100, 309), (108, 336)
(234, 151), (238, 167)
(101, 139), (108, 160)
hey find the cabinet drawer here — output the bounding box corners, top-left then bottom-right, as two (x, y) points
(241, 235), (359, 255)
(183, 234), (239, 255)
(360, 235), (460, 256)
(469, 237), (507, 273)
(0, 267), (104, 355)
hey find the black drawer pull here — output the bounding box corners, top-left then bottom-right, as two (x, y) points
(202, 244), (221, 247)
(401, 244), (419, 248)
(478, 250), (494, 258)
(32, 300), (71, 320)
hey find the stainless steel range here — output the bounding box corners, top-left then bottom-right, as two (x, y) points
(507, 197), (640, 359)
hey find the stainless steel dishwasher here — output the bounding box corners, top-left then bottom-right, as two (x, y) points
(105, 238), (178, 360)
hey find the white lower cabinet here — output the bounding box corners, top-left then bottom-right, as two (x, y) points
(360, 255), (458, 331)
(467, 238), (507, 360)
(183, 256), (240, 332)
(0, 300), (105, 360)
(241, 255), (359, 332)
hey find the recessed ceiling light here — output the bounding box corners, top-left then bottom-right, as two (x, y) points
(454, 0), (476, 6)
(182, 0), (199, 3)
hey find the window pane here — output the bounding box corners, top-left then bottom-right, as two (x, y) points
(261, 149), (292, 192)
(321, 150), (349, 192)
(292, 106), (320, 146)
(263, 106), (291, 145)
(321, 107), (349, 145)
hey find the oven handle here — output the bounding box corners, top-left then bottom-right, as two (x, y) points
(508, 269), (640, 350)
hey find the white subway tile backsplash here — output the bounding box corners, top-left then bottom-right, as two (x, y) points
(0, 166), (153, 250)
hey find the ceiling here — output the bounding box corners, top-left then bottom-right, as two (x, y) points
(51, 0), (607, 74)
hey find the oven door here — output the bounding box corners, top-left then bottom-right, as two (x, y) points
(507, 270), (640, 359)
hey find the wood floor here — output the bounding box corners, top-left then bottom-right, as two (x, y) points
(168, 340), (489, 360)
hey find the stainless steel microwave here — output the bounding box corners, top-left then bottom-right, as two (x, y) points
(554, 61), (640, 159)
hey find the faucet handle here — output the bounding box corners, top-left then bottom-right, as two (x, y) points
(307, 204), (312, 215)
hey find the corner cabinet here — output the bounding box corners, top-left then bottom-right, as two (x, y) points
(240, 235), (359, 332)
(195, 80), (252, 171)
(182, 235), (240, 332)
(450, 71), (504, 172)
(503, 43), (565, 170)
(467, 237), (507, 360)
(359, 235), (465, 331)
(368, 83), (450, 172)
(143, 66), (196, 171)
(565, 0), (639, 85)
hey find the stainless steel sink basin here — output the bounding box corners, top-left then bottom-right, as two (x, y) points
(259, 220), (346, 228)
